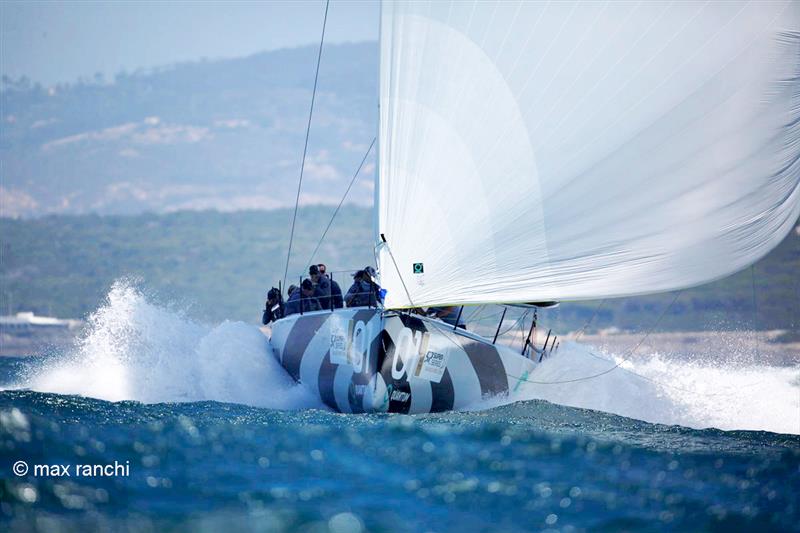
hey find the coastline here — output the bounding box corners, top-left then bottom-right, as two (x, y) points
(563, 329), (800, 367)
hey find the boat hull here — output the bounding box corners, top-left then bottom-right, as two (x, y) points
(269, 307), (537, 414)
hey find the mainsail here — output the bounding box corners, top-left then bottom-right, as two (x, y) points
(376, 0), (800, 309)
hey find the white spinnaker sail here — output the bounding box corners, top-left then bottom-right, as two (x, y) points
(377, 0), (800, 309)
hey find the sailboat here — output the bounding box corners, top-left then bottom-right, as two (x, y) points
(269, 1), (800, 414)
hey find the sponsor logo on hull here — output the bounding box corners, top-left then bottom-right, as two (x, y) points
(271, 309), (521, 414)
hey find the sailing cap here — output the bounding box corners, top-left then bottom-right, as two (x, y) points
(309, 265), (320, 275)
(301, 279), (314, 291)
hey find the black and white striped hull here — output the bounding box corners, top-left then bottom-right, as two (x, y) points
(269, 308), (536, 414)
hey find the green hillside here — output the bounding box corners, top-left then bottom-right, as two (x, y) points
(1, 208), (797, 332)
(0, 207), (374, 323)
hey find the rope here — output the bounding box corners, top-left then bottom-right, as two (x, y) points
(507, 290), (683, 385)
(573, 299), (606, 342)
(577, 344), (763, 398)
(467, 308), (506, 324)
(304, 137), (376, 271)
(465, 305), (482, 322)
(379, 263), (751, 398)
(416, 290), (750, 398)
(498, 309), (530, 337)
(383, 242), (414, 306)
(282, 0), (330, 289)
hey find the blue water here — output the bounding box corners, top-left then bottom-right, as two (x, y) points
(2, 388), (798, 532)
(1, 283), (798, 532)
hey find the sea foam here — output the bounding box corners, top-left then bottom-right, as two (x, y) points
(484, 341), (800, 435)
(17, 281), (321, 410)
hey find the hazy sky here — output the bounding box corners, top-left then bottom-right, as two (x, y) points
(1, 0), (379, 85)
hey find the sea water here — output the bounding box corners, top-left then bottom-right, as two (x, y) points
(1, 282), (798, 532)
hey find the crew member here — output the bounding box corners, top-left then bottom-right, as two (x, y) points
(285, 279), (322, 315)
(317, 263), (343, 309)
(286, 284), (298, 299)
(345, 270), (376, 307)
(363, 266), (384, 304)
(309, 265), (332, 310)
(261, 287), (284, 325)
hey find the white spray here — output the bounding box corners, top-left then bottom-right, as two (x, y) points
(14, 281), (321, 410)
(495, 341), (800, 435)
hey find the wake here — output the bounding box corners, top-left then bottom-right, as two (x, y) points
(492, 341), (800, 435)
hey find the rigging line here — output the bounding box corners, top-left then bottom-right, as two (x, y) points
(381, 250), (687, 395)
(303, 137), (377, 272)
(578, 345), (766, 397)
(573, 299), (606, 342)
(379, 266), (751, 399)
(379, 241), (608, 388)
(468, 308), (506, 323)
(383, 241), (414, 307)
(465, 304), (486, 323)
(508, 289), (683, 385)
(417, 292), (739, 399)
(378, 243), (506, 354)
(498, 309), (530, 337)
(520, 313), (528, 347)
(282, 0), (331, 290)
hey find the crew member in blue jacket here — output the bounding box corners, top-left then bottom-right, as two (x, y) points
(345, 270), (376, 307)
(315, 263), (343, 309)
(285, 279), (323, 315)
